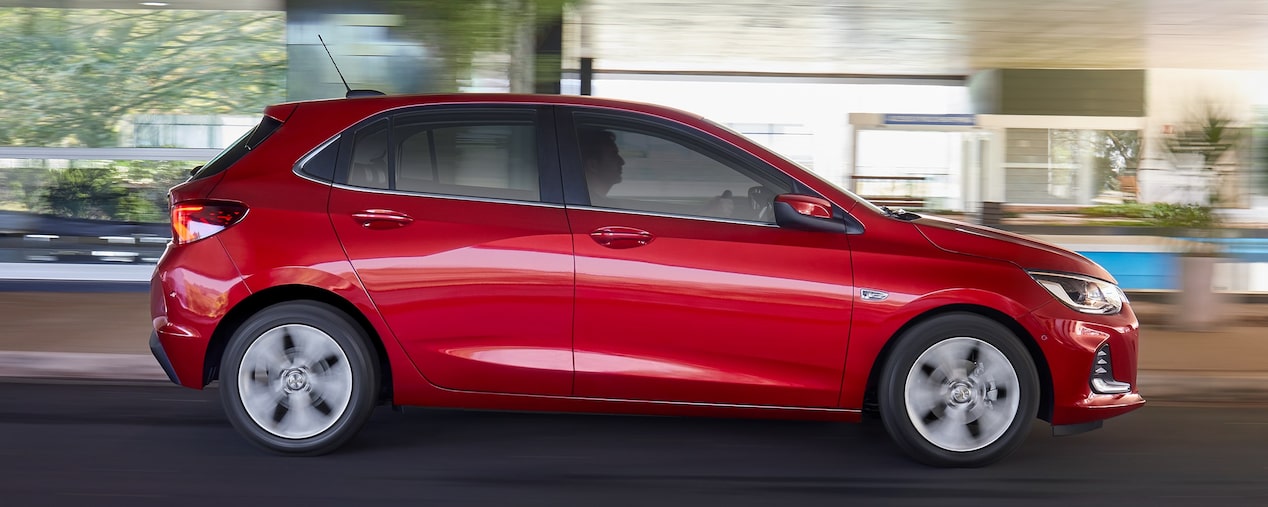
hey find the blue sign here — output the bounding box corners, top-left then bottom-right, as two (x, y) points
(882, 114), (976, 126)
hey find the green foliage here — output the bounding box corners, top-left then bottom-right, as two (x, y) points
(1163, 103), (1248, 206)
(41, 166), (127, 219)
(0, 8), (285, 147)
(1045, 129), (1140, 198)
(383, 0), (574, 91)
(1147, 203), (1219, 229)
(1165, 109), (1243, 169)
(1080, 203), (1155, 218)
(0, 166), (51, 212)
(1255, 118), (1268, 195)
(1079, 202), (1218, 228)
(24, 160), (188, 222)
(114, 192), (162, 223)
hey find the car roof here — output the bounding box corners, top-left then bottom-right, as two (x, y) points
(273, 93), (708, 126)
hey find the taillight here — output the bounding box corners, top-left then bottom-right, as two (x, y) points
(171, 201), (247, 245)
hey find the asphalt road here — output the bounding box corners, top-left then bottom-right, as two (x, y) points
(1, 380), (1265, 507)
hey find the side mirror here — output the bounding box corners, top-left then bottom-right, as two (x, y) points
(773, 194), (845, 233)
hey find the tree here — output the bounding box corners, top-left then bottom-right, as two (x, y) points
(0, 166), (50, 212)
(1164, 103), (1247, 206)
(1094, 130), (1141, 197)
(0, 8), (285, 148)
(381, 0), (573, 92)
(41, 166), (127, 219)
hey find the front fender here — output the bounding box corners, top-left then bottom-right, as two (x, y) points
(838, 287), (1036, 410)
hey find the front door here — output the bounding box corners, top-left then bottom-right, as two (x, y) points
(560, 109), (855, 408)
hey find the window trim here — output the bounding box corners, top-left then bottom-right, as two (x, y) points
(292, 134), (341, 183)
(556, 107), (800, 218)
(332, 104), (562, 204)
(336, 117), (390, 190)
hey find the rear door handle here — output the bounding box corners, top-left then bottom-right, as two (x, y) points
(351, 209), (414, 229)
(590, 226), (654, 249)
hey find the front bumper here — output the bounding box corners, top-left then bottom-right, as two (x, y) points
(1022, 301), (1146, 426)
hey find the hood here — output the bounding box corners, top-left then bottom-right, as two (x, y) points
(912, 215), (1115, 283)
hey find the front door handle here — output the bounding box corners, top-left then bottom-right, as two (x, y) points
(590, 226), (654, 249)
(351, 209), (414, 230)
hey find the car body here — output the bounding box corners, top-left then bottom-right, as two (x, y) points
(149, 93), (1144, 466)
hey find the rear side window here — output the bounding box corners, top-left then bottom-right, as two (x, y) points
(190, 115), (283, 180)
(342, 109), (540, 202)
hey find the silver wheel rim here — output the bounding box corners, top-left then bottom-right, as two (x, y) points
(237, 324), (354, 440)
(903, 337), (1020, 452)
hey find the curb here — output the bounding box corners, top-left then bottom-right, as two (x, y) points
(1, 351), (1265, 404)
(0, 351), (168, 382)
(1136, 371), (1268, 404)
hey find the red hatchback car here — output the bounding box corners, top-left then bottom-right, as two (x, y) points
(149, 93), (1143, 467)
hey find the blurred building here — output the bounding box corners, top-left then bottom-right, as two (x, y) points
(2, 0), (1268, 288)
(4, 0), (1268, 210)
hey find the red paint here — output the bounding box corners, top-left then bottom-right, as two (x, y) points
(775, 194), (834, 218)
(151, 93), (1142, 434)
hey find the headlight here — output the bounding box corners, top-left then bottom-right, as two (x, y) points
(1029, 271), (1125, 315)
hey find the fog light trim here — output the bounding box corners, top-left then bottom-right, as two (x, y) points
(1089, 344), (1132, 394)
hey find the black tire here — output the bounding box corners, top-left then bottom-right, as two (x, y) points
(219, 301), (379, 455)
(878, 313), (1039, 467)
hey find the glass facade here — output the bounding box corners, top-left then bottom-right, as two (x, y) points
(1004, 129), (1141, 205)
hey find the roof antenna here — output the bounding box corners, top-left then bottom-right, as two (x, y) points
(318, 34), (385, 98)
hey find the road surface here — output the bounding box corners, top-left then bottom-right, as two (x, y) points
(1, 380), (1265, 506)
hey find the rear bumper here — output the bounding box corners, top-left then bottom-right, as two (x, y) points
(149, 237), (248, 389)
(148, 330), (181, 386)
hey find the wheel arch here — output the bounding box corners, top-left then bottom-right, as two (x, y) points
(203, 284), (393, 402)
(862, 304), (1054, 422)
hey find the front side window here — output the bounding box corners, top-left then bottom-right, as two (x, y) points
(574, 116), (789, 222)
(344, 110), (539, 202)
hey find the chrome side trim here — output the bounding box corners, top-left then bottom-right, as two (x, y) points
(566, 205), (780, 228)
(293, 170), (332, 187)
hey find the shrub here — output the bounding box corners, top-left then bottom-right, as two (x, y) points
(1079, 202), (1217, 228)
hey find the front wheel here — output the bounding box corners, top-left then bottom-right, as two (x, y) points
(220, 301), (379, 455)
(878, 313), (1039, 467)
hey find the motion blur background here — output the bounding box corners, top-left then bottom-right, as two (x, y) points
(2, 1), (1268, 304)
(1, 2), (1266, 504)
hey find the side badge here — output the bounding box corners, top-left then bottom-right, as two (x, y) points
(860, 288), (889, 301)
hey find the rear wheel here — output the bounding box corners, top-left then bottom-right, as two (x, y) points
(878, 313), (1039, 467)
(220, 301), (378, 455)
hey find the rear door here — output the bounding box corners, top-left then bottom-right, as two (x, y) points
(328, 104), (575, 396)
